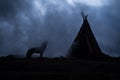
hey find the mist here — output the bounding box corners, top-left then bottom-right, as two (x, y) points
(0, 0), (120, 57)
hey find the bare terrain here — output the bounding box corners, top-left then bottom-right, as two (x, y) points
(0, 56), (120, 80)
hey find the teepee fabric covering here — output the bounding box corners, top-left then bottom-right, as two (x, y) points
(68, 18), (109, 59)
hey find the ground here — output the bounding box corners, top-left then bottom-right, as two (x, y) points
(0, 57), (120, 80)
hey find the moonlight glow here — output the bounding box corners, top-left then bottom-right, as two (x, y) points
(67, 0), (108, 7)
(33, 0), (46, 16)
(33, 0), (108, 17)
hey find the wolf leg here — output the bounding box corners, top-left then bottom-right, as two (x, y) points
(26, 49), (34, 59)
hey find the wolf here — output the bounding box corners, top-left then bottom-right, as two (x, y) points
(26, 41), (48, 59)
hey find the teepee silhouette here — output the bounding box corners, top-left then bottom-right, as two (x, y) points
(68, 14), (109, 59)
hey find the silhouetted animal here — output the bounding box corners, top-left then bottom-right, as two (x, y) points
(26, 41), (48, 59)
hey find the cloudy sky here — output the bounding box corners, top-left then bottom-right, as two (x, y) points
(0, 0), (120, 57)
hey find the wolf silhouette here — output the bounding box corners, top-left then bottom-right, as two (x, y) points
(26, 41), (48, 59)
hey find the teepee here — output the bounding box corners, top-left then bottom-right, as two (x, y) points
(68, 14), (109, 59)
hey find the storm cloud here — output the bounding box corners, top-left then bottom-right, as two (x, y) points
(0, 0), (120, 57)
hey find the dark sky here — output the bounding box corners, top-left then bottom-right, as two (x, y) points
(0, 0), (120, 57)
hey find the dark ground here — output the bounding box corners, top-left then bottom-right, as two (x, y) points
(0, 56), (120, 80)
